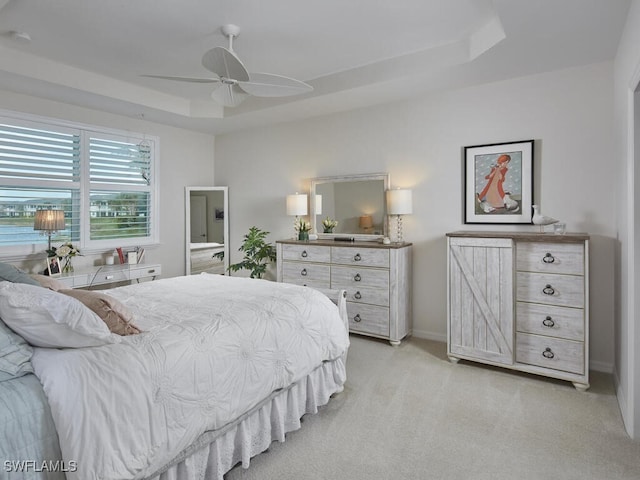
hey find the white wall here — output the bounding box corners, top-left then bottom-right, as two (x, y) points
(216, 61), (616, 371)
(0, 90), (216, 279)
(613, 0), (640, 440)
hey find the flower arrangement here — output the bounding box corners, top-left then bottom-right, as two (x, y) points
(322, 216), (338, 233)
(294, 218), (311, 241)
(47, 242), (80, 273)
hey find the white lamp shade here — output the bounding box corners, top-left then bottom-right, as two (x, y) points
(386, 189), (413, 215)
(286, 193), (308, 216)
(315, 194), (322, 216)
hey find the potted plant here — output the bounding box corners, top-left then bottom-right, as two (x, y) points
(322, 216), (338, 233)
(220, 226), (276, 279)
(295, 218), (311, 241)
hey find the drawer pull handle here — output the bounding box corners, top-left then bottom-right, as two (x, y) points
(354, 253), (362, 261)
(300, 268), (308, 276)
(542, 347), (555, 359)
(354, 314), (362, 323)
(354, 273), (361, 282)
(542, 316), (555, 328)
(354, 291), (362, 300)
(542, 284), (555, 295)
(301, 250), (308, 258)
(543, 253), (555, 264)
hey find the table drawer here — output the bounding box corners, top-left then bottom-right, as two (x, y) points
(281, 244), (331, 263)
(516, 332), (584, 375)
(331, 265), (389, 289)
(341, 286), (389, 307)
(516, 302), (584, 341)
(516, 242), (584, 275)
(331, 246), (389, 267)
(347, 302), (390, 337)
(516, 272), (584, 308)
(282, 262), (330, 288)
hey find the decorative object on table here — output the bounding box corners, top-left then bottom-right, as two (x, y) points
(45, 256), (61, 277)
(116, 247), (125, 265)
(226, 226), (276, 279)
(532, 205), (559, 232)
(322, 216), (338, 233)
(46, 242), (80, 274)
(33, 209), (65, 251)
(294, 218), (311, 241)
(386, 188), (412, 243)
(553, 222), (567, 235)
(286, 192), (308, 238)
(359, 215), (373, 233)
(464, 139), (534, 224)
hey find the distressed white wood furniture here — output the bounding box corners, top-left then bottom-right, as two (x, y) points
(447, 232), (589, 390)
(56, 263), (162, 289)
(276, 239), (412, 345)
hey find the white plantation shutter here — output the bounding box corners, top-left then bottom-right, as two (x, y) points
(0, 112), (158, 254)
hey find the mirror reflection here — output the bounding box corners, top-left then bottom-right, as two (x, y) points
(311, 173), (389, 239)
(185, 186), (229, 275)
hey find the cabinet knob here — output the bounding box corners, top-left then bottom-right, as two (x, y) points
(354, 291), (362, 300)
(542, 316), (555, 328)
(353, 314), (362, 323)
(542, 284), (555, 295)
(543, 253), (556, 264)
(354, 253), (362, 261)
(354, 273), (361, 282)
(300, 268), (308, 276)
(301, 250), (308, 258)
(542, 347), (555, 359)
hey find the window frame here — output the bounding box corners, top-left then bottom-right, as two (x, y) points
(0, 109), (159, 259)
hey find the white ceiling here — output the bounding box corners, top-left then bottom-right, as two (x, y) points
(0, 0), (630, 134)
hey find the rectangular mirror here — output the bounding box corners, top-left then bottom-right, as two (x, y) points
(185, 186), (229, 275)
(310, 173), (390, 240)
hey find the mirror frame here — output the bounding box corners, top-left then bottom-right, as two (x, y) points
(185, 186), (229, 275)
(310, 173), (390, 241)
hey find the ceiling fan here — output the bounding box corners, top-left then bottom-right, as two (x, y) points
(142, 24), (313, 107)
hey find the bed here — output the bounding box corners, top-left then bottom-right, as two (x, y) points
(0, 270), (349, 480)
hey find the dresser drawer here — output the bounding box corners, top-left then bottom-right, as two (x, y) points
(346, 302), (390, 337)
(281, 262), (330, 288)
(281, 244), (331, 263)
(331, 246), (389, 267)
(342, 286), (389, 307)
(516, 333), (584, 375)
(516, 302), (584, 341)
(331, 265), (389, 289)
(516, 242), (584, 275)
(516, 272), (585, 308)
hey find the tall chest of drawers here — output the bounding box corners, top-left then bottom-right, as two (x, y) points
(276, 240), (412, 345)
(447, 232), (589, 390)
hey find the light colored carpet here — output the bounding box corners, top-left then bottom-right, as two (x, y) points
(226, 335), (640, 480)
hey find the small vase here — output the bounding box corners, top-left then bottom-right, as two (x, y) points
(62, 257), (74, 273)
(298, 231), (309, 241)
(323, 227), (334, 233)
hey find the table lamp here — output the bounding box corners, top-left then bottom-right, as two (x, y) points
(286, 193), (308, 236)
(386, 189), (412, 243)
(359, 215), (373, 233)
(33, 209), (65, 251)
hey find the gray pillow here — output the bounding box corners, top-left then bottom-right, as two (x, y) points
(0, 319), (33, 382)
(0, 262), (40, 286)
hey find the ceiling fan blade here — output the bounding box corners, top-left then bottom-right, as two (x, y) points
(211, 84), (249, 107)
(238, 73), (313, 97)
(202, 47), (250, 82)
(141, 74), (220, 83)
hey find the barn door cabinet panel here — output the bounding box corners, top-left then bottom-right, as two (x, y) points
(277, 239), (412, 346)
(447, 231), (590, 391)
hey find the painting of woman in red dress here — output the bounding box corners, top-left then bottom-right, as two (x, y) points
(477, 154), (511, 209)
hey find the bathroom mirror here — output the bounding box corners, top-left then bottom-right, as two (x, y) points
(310, 173), (389, 240)
(185, 186), (229, 275)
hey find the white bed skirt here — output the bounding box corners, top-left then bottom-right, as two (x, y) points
(145, 355), (347, 480)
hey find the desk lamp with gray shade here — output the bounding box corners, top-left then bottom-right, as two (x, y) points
(386, 189), (412, 243)
(33, 209), (65, 251)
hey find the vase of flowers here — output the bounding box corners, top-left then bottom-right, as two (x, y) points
(295, 218), (311, 241)
(322, 217), (338, 233)
(48, 242), (80, 273)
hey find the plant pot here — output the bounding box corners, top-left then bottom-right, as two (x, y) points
(323, 227), (334, 233)
(298, 231), (309, 241)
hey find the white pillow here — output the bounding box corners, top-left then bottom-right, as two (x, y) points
(0, 281), (120, 348)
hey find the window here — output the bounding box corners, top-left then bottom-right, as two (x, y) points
(0, 111), (158, 256)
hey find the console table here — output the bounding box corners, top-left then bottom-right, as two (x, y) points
(55, 263), (162, 289)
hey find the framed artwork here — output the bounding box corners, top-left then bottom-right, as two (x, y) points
(46, 256), (62, 277)
(215, 208), (224, 221)
(464, 139), (534, 224)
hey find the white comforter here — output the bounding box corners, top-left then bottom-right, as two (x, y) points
(31, 274), (349, 480)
